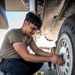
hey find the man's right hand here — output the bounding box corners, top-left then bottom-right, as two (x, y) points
(50, 54), (64, 66)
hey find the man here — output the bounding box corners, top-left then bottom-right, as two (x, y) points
(0, 12), (64, 75)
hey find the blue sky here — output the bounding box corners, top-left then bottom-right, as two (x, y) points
(0, 12), (28, 48)
(6, 12), (28, 29)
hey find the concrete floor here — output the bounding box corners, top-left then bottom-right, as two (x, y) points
(35, 62), (56, 75)
(0, 72), (4, 75)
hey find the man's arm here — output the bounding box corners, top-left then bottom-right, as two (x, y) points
(30, 40), (53, 56)
(13, 42), (50, 62)
(13, 42), (64, 65)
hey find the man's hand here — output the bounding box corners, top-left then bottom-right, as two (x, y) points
(50, 54), (64, 66)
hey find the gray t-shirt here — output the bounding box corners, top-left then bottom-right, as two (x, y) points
(0, 29), (33, 59)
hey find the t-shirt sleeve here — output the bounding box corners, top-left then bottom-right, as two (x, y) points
(29, 37), (34, 45)
(8, 31), (23, 45)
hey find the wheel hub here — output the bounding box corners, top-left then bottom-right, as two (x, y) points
(56, 33), (73, 75)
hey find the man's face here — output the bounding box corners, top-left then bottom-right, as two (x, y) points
(24, 21), (38, 37)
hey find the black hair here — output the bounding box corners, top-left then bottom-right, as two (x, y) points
(25, 12), (42, 29)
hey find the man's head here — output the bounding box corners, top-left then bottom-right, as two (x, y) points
(21, 12), (42, 37)
(25, 12), (42, 30)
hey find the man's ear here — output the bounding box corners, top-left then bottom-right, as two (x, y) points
(24, 21), (28, 27)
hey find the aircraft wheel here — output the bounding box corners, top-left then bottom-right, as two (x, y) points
(56, 14), (75, 75)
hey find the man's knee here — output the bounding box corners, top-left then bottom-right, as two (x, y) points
(0, 59), (28, 75)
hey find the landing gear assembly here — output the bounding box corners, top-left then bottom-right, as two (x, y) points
(56, 14), (75, 75)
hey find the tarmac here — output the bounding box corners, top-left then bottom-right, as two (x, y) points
(34, 62), (56, 75)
